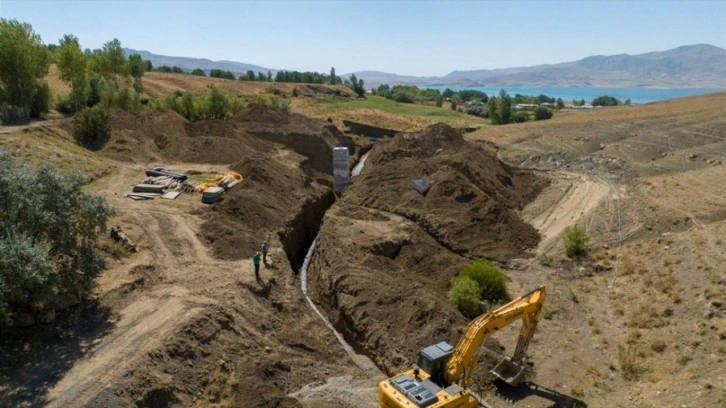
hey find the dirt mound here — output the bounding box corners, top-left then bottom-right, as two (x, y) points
(199, 151), (332, 263)
(345, 123), (547, 260)
(94, 105), (355, 171)
(307, 123), (546, 376)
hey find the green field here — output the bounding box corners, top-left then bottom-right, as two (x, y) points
(301, 95), (489, 130)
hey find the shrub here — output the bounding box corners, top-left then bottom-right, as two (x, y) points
(0, 149), (113, 327)
(73, 106), (110, 149)
(30, 82), (50, 118)
(564, 225), (589, 258)
(291, 87), (299, 97)
(618, 345), (648, 380)
(533, 106), (553, 120)
(512, 111), (530, 123)
(461, 260), (510, 303)
(448, 276), (481, 317)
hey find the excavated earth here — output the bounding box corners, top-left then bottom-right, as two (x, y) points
(2, 91), (725, 408)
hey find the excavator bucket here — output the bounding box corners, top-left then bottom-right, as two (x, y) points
(490, 357), (526, 386)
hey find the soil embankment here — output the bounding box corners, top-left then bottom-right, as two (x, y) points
(308, 123), (548, 376)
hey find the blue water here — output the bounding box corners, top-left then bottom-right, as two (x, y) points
(428, 86), (724, 104)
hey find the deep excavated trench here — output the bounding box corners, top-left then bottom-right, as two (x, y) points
(277, 154), (384, 380)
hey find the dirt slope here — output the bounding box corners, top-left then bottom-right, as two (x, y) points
(308, 124), (548, 378)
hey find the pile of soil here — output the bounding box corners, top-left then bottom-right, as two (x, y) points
(344, 123), (547, 260)
(308, 123), (548, 376)
(92, 104), (356, 171)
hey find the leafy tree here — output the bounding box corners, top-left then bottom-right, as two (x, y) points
(435, 94), (443, 108)
(442, 88), (455, 99)
(556, 98), (565, 109)
(572, 98), (586, 107)
(329, 67), (336, 84)
(257, 71), (266, 81)
(348, 74), (365, 97)
(144, 59), (153, 71)
(591, 95), (621, 106)
(624, 98), (631, 105)
(0, 19), (50, 121)
(30, 82), (50, 118)
(91, 38), (127, 86)
(457, 89), (488, 103)
(267, 70), (272, 81)
(191, 68), (206, 77)
(0, 149), (113, 326)
(56, 34), (88, 112)
(245, 70), (255, 81)
(450, 94), (459, 110)
(210, 69), (235, 80)
(488, 90), (513, 125)
(533, 106), (553, 120)
(128, 53), (145, 94)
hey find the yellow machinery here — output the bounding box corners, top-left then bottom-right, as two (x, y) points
(378, 286), (546, 408)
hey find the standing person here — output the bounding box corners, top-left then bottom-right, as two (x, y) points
(253, 251), (261, 283)
(261, 240), (269, 266)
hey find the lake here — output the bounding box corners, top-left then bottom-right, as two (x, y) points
(428, 86), (724, 104)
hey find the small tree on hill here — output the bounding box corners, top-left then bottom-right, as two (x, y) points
(73, 106), (110, 149)
(564, 224), (589, 258)
(533, 106), (553, 121)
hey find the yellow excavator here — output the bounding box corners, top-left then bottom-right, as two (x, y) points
(378, 286), (546, 408)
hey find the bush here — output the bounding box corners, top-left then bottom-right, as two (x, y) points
(512, 111), (530, 123)
(448, 276), (481, 317)
(0, 149), (113, 327)
(564, 225), (589, 258)
(533, 106), (553, 121)
(73, 106), (110, 149)
(461, 260), (510, 303)
(30, 82), (50, 118)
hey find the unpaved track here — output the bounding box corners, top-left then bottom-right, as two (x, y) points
(46, 287), (211, 407)
(43, 164), (230, 406)
(521, 171), (611, 253)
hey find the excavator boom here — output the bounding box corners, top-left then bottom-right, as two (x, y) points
(378, 286), (546, 407)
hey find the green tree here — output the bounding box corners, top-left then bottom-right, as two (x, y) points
(56, 34), (88, 112)
(0, 19), (50, 121)
(496, 89), (512, 125)
(329, 67), (336, 84)
(127, 53), (145, 94)
(0, 148), (114, 327)
(92, 38), (128, 86)
(190, 68), (206, 77)
(245, 70), (255, 81)
(556, 98), (565, 109)
(591, 95), (621, 106)
(533, 106), (553, 121)
(435, 94), (443, 108)
(450, 94), (460, 110)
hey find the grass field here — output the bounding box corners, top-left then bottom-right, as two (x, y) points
(296, 94), (488, 132)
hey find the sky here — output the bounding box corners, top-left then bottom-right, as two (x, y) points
(1, 0), (724, 76)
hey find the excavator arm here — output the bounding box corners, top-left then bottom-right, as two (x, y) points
(444, 286), (546, 387)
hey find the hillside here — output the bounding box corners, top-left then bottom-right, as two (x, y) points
(123, 48), (276, 76)
(1, 80), (724, 407)
(353, 44), (726, 88)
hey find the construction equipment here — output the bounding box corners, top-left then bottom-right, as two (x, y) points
(378, 286), (546, 408)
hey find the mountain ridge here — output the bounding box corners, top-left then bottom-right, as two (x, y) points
(124, 44), (726, 88)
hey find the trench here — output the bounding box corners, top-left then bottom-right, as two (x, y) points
(278, 153), (382, 377)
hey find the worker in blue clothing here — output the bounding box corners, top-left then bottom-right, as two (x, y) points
(253, 251), (261, 283)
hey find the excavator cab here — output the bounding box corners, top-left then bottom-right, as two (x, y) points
(490, 357), (527, 386)
(417, 341), (454, 387)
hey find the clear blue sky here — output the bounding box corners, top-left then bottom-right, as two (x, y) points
(1, 0), (724, 76)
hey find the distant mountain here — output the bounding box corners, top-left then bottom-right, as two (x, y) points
(124, 48), (276, 76)
(350, 44), (726, 89)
